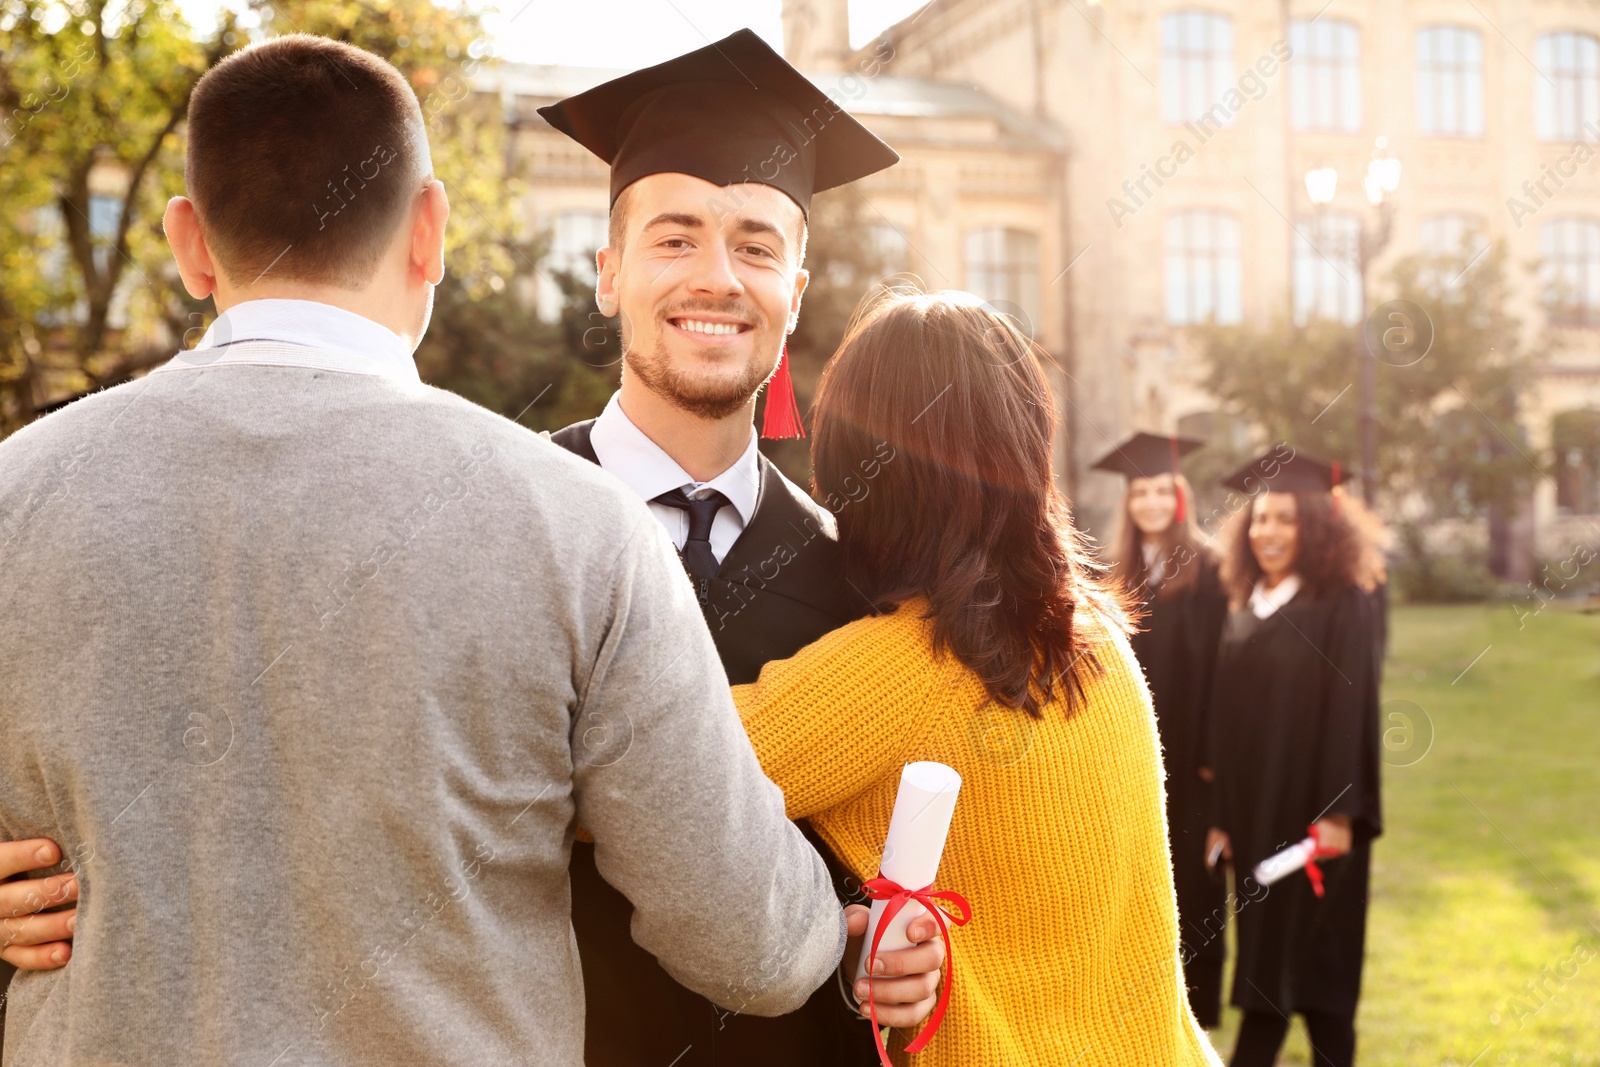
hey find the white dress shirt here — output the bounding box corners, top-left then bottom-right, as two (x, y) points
(160, 298), (420, 382)
(588, 392), (760, 565)
(1248, 573), (1303, 619)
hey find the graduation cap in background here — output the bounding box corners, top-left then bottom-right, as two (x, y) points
(537, 29), (900, 440)
(1090, 432), (1205, 522)
(1220, 447), (1345, 496)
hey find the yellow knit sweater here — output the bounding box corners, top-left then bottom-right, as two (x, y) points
(733, 599), (1222, 1067)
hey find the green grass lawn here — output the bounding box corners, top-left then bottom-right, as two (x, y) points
(1205, 602), (1600, 1066)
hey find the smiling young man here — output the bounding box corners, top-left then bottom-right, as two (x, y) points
(538, 29), (940, 1067)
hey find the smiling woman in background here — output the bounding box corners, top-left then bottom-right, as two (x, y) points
(1093, 431), (1230, 1030)
(1204, 448), (1388, 1067)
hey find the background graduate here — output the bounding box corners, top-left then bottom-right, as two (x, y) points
(1092, 431), (1229, 1028)
(1204, 448), (1388, 1067)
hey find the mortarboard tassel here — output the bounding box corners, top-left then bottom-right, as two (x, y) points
(1331, 460), (1342, 517)
(761, 344), (806, 440)
(1170, 436), (1186, 524)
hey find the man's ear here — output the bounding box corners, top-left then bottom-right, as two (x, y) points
(595, 245), (620, 317)
(410, 180), (450, 285)
(788, 267), (810, 331)
(163, 197), (217, 300)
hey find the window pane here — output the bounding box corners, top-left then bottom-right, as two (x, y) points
(1162, 11), (1236, 124)
(1536, 32), (1600, 140)
(1165, 210), (1242, 325)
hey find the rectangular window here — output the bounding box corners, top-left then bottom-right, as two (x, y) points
(1165, 211), (1242, 325)
(1161, 11), (1235, 126)
(1540, 217), (1600, 326)
(1417, 26), (1483, 137)
(537, 210), (608, 321)
(1293, 213), (1361, 325)
(1290, 20), (1362, 132)
(1536, 32), (1600, 141)
(964, 227), (1042, 336)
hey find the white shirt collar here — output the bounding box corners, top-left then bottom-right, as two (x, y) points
(588, 392), (760, 527)
(1249, 573), (1303, 619)
(165, 298), (419, 382)
(1141, 541), (1163, 586)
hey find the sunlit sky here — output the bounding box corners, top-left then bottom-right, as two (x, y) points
(179, 0), (931, 67)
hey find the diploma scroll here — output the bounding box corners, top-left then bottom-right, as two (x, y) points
(1251, 836), (1317, 887)
(853, 761), (962, 983)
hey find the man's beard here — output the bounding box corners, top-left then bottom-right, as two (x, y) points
(625, 312), (778, 421)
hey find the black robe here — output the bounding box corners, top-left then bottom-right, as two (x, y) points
(552, 420), (877, 1066)
(1208, 582), (1384, 1018)
(1126, 555), (1229, 1028)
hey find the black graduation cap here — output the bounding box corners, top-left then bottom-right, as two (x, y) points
(1090, 432), (1205, 480)
(535, 28), (900, 216)
(1220, 447), (1345, 494)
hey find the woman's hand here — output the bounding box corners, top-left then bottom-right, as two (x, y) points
(1312, 815), (1352, 856)
(1204, 828), (1231, 870)
(1, 838), (79, 970)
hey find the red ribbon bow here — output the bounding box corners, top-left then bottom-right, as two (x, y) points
(861, 876), (973, 1067)
(1303, 823), (1344, 898)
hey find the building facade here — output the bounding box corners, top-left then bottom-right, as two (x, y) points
(506, 0), (1600, 565)
(870, 0), (1600, 566)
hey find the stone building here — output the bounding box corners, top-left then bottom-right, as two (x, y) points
(504, 0), (1600, 567)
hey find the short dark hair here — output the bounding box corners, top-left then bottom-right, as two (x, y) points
(186, 35), (428, 288)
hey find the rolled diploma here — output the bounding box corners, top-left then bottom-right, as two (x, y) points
(1251, 836), (1317, 887)
(853, 761), (962, 983)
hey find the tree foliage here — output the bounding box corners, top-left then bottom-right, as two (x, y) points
(1192, 239), (1536, 517)
(0, 0), (519, 436)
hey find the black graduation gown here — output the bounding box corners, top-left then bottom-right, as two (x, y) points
(552, 419), (877, 1067)
(1208, 583), (1384, 1018)
(1126, 555), (1229, 1027)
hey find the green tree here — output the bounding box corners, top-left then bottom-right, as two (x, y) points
(0, 0), (518, 436)
(1193, 239), (1537, 577)
(0, 0), (234, 429)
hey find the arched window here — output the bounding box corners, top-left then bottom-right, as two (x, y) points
(1416, 26), (1483, 137)
(1165, 210), (1241, 325)
(1540, 217), (1600, 325)
(1535, 31), (1600, 141)
(1293, 213), (1361, 324)
(1289, 19), (1362, 131)
(1161, 11), (1234, 126)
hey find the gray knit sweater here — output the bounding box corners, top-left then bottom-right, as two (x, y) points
(0, 350), (844, 1065)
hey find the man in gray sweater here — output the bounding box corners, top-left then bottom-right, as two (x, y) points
(0, 35), (930, 1065)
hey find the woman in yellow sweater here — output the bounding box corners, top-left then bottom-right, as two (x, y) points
(733, 291), (1221, 1067)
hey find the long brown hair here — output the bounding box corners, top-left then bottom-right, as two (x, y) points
(1108, 473), (1207, 598)
(811, 290), (1129, 718)
(1218, 490), (1389, 608)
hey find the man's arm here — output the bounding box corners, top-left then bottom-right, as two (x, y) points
(572, 515), (845, 1016)
(0, 839), (78, 970)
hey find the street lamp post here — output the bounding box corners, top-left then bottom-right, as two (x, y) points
(1303, 141), (1400, 507)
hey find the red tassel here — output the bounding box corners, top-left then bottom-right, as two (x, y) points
(1170, 437), (1186, 524)
(761, 344), (806, 440)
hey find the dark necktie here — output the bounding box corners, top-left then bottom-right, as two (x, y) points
(652, 487), (730, 582)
